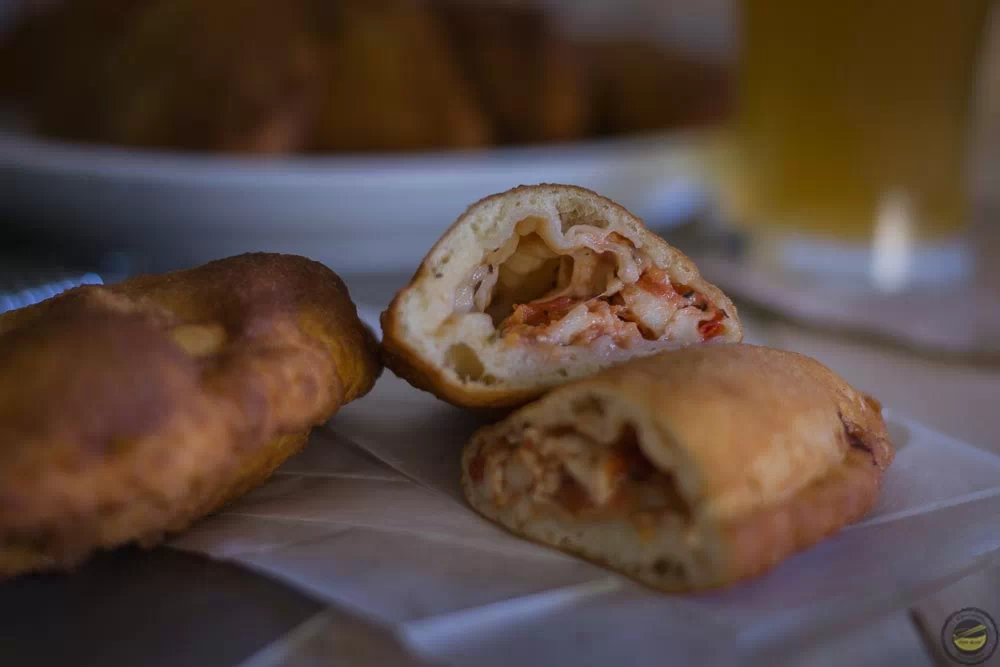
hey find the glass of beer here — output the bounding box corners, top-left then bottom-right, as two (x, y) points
(727, 0), (993, 290)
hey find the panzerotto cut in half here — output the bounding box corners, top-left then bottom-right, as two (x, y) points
(0, 253), (381, 577)
(382, 184), (741, 408)
(462, 344), (894, 592)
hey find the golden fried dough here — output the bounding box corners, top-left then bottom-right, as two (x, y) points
(0, 253), (381, 576)
(462, 344), (893, 592)
(382, 184), (740, 409)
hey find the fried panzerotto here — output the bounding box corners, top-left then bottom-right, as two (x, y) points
(103, 0), (323, 154)
(311, 0), (490, 152)
(0, 253), (380, 577)
(382, 184), (741, 408)
(4, 0), (151, 143)
(2, 0), (735, 153)
(440, 3), (592, 144)
(462, 344), (894, 592)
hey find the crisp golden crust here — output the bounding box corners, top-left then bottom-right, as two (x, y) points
(718, 447), (881, 585)
(461, 344), (893, 591)
(0, 253), (381, 577)
(382, 184), (742, 409)
(544, 344), (891, 518)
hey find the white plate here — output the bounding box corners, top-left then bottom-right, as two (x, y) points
(0, 130), (712, 274)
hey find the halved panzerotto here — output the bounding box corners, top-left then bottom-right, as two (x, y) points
(381, 184), (741, 408)
(461, 344), (894, 592)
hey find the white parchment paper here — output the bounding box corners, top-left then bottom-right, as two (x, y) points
(170, 364), (1000, 666)
(163, 303), (1000, 665)
(693, 254), (1000, 355)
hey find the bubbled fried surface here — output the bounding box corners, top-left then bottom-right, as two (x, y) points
(0, 253), (380, 576)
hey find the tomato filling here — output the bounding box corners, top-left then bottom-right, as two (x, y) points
(471, 425), (691, 522)
(496, 265), (728, 347)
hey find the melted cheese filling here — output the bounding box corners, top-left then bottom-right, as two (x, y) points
(470, 425), (691, 524)
(453, 222), (728, 353)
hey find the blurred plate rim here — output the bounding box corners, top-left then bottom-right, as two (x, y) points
(0, 127), (712, 185)
(0, 125), (715, 273)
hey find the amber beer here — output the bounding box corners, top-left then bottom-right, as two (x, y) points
(732, 0), (991, 242)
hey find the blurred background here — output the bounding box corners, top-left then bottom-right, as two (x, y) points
(1, 0), (998, 444)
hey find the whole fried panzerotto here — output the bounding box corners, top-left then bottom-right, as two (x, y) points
(461, 344), (894, 592)
(382, 184), (741, 408)
(0, 253), (381, 577)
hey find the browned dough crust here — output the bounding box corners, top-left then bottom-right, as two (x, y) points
(461, 344), (893, 592)
(382, 184), (741, 409)
(0, 253), (381, 577)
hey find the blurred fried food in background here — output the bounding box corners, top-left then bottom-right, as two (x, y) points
(1, 0), (731, 154)
(2, 0), (149, 142)
(594, 40), (733, 136)
(105, 0), (322, 153)
(439, 2), (592, 144)
(313, 0), (491, 152)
